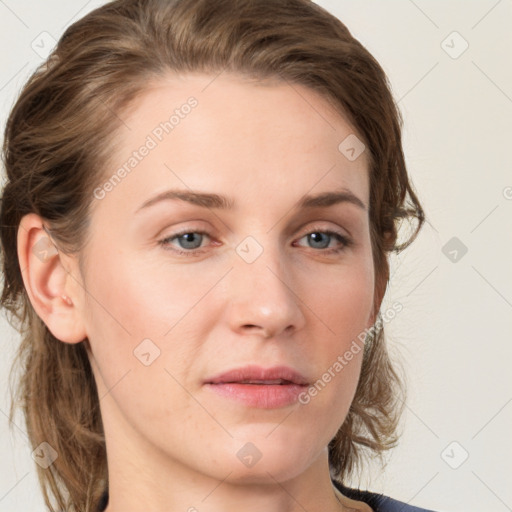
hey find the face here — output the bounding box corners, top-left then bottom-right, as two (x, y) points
(76, 72), (376, 484)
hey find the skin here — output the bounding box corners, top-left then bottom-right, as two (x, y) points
(18, 72), (378, 512)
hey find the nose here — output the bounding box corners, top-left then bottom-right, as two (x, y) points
(225, 242), (306, 339)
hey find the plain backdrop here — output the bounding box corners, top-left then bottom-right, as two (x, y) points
(0, 1), (511, 511)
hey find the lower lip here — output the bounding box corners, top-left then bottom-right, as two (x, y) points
(204, 383), (307, 408)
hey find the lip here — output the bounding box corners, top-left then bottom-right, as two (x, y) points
(204, 364), (309, 386)
(203, 364), (310, 409)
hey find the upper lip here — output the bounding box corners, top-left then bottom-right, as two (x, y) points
(204, 365), (309, 386)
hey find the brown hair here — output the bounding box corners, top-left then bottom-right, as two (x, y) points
(0, 0), (424, 510)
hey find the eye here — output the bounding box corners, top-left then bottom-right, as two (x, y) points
(294, 229), (353, 254)
(158, 227), (353, 257)
(158, 230), (212, 256)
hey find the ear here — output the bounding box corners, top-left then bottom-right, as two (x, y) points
(17, 213), (87, 344)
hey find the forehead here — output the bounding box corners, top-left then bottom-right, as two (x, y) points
(98, 72), (370, 213)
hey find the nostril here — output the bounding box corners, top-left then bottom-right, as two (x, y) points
(242, 324), (272, 338)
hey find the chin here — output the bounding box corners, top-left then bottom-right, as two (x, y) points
(224, 457), (312, 486)
(204, 431), (320, 484)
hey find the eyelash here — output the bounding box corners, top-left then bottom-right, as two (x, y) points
(158, 227), (353, 258)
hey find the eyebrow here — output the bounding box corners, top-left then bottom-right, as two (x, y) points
(135, 187), (367, 213)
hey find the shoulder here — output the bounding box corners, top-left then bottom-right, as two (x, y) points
(332, 479), (438, 512)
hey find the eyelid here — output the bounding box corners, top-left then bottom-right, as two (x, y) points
(157, 221), (353, 258)
(295, 221), (347, 238)
(158, 221), (348, 242)
(294, 220), (353, 242)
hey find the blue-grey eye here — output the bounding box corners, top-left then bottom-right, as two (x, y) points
(176, 232), (203, 249)
(307, 232), (331, 249)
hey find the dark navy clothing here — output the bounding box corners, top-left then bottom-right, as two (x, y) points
(333, 480), (437, 512)
(97, 481), (437, 511)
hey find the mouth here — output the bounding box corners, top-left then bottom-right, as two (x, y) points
(204, 364), (309, 386)
(203, 365), (309, 408)
(225, 379), (296, 385)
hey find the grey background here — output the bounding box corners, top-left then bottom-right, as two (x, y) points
(1, 1), (511, 511)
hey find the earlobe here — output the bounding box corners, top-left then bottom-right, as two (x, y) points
(17, 213), (87, 344)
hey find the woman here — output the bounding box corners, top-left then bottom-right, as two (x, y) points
(1, 0), (433, 511)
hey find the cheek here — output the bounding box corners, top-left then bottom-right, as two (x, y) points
(307, 257), (375, 339)
(302, 257), (374, 411)
(81, 255), (198, 434)
(80, 246), (226, 398)
(82, 251), (205, 340)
